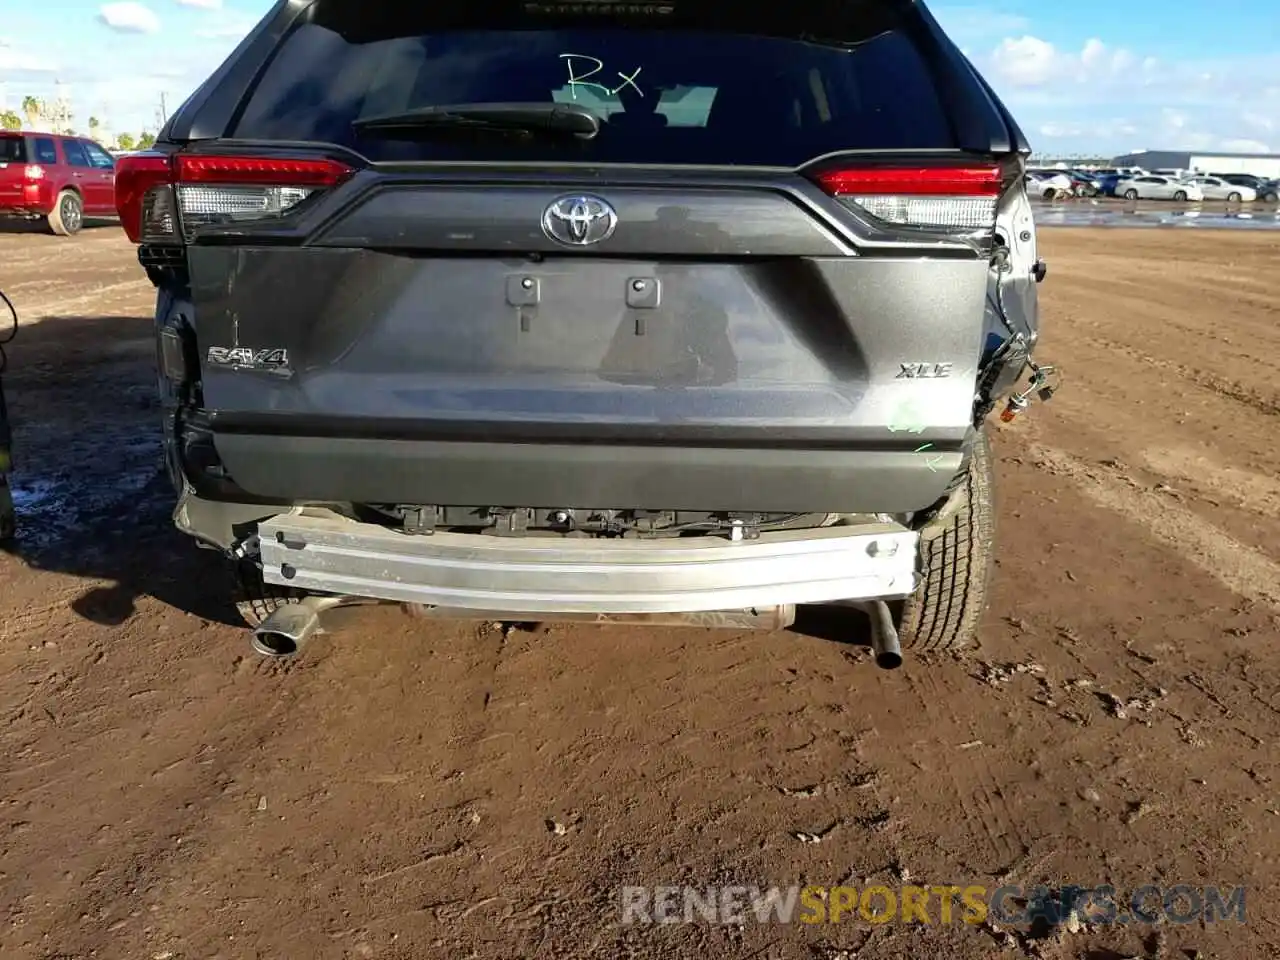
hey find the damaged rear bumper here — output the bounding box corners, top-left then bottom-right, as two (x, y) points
(256, 508), (919, 614)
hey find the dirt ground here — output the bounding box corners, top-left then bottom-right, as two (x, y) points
(1, 221), (1279, 960)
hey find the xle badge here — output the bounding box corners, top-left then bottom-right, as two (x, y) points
(896, 362), (953, 379)
(206, 346), (291, 373)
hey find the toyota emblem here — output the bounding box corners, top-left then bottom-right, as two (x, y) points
(541, 195), (618, 246)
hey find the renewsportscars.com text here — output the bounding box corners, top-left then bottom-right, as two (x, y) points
(620, 883), (1246, 927)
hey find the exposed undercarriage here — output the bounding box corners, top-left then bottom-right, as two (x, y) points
(360, 504), (899, 539)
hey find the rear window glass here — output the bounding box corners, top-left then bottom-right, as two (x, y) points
(62, 139), (92, 167)
(33, 138), (58, 164)
(232, 19), (958, 165)
(0, 137), (25, 163)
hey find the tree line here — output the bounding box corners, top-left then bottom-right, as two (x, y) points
(0, 97), (156, 151)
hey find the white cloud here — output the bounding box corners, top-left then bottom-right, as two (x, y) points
(0, 37), (58, 73)
(1241, 112), (1274, 133)
(1039, 120), (1139, 140)
(1221, 138), (1271, 153)
(175, 0), (222, 8)
(965, 24), (1280, 155)
(987, 36), (1137, 89)
(97, 2), (161, 34)
(933, 6), (1030, 43)
(988, 36), (1056, 86)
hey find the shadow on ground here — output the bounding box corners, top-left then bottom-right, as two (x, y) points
(0, 312), (241, 627)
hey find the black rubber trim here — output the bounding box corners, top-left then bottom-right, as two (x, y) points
(208, 434), (964, 514)
(206, 412), (968, 452)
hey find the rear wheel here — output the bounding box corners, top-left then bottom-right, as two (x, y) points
(1227, 192), (1242, 203)
(1173, 190), (1187, 201)
(1124, 188), (1139, 200)
(47, 190), (83, 236)
(898, 430), (996, 653)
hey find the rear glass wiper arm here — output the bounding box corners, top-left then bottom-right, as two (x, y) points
(352, 102), (601, 139)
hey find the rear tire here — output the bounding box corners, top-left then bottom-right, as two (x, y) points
(898, 430), (996, 653)
(1173, 190), (1187, 201)
(231, 557), (304, 628)
(1227, 192), (1242, 203)
(1124, 189), (1139, 200)
(47, 190), (83, 236)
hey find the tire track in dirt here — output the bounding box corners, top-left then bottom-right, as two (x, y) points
(1140, 447), (1280, 522)
(3, 268), (136, 303)
(1005, 379), (1280, 579)
(1024, 441), (1280, 610)
(15, 279), (153, 324)
(1044, 231), (1280, 349)
(1036, 251), (1280, 419)
(0, 227), (125, 271)
(9, 670), (317, 955)
(1104, 272), (1280, 322)
(902, 669), (1025, 875)
(1074, 330), (1280, 417)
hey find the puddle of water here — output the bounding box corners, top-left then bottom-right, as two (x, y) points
(1032, 200), (1280, 230)
(3, 332), (177, 567)
(6, 439), (166, 554)
(9, 477), (58, 511)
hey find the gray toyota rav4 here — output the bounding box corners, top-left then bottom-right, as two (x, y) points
(115, 0), (1050, 663)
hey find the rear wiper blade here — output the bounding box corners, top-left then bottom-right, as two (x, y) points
(352, 102), (601, 139)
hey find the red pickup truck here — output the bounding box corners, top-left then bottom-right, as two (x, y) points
(0, 131), (118, 236)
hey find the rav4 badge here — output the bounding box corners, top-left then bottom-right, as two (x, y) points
(206, 346), (291, 373)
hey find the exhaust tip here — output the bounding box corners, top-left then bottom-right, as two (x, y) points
(251, 630), (300, 658)
(862, 599), (904, 670)
(251, 600), (328, 657)
(874, 648), (904, 670)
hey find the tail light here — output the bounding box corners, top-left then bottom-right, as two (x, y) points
(811, 166), (1002, 233)
(114, 153), (354, 244)
(23, 164), (44, 181)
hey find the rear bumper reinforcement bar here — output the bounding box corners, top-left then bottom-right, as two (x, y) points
(257, 509), (919, 614)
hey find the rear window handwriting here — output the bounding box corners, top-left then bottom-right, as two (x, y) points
(560, 54), (644, 99)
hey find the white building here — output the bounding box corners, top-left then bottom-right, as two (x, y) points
(1111, 149), (1280, 180)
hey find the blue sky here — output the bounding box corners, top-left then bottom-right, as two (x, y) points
(0, 1), (1276, 155)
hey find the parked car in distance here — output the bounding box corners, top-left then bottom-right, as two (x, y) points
(1093, 171), (1126, 197)
(1116, 175), (1204, 202)
(0, 131), (117, 235)
(1065, 171), (1100, 197)
(1211, 173), (1279, 202)
(1182, 175), (1256, 202)
(1026, 170), (1075, 199)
